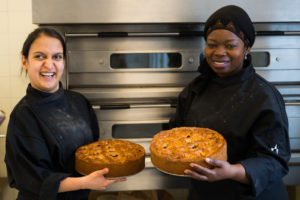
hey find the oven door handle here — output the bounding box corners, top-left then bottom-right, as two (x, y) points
(93, 104), (174, 110)
(285, 102), (300, 106)
(289, 153), (300, 166)
(66, 31), (300, 38)
(256, 31), (300, 36)
(65, 31), (202, 37)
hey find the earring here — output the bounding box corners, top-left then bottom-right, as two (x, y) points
(244, 54), (248, 60)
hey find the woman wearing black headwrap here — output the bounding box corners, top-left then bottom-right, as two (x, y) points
(170, 5), (290, 200)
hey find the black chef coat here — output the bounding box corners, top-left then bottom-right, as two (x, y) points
(5, 83), (99, 200)
(170, 59), (290, 200)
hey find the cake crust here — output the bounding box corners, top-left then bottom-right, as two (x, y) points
(75, 139), (145, 177)
(150, 127), (227, 175)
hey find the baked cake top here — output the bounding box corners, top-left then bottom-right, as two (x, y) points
(75, 139), (145, 164)
(150, 127), (226, 162)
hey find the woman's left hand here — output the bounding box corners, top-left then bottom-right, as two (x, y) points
(184, 158), (250, 184)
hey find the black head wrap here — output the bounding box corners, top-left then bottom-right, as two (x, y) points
(204, 5), (255, 47)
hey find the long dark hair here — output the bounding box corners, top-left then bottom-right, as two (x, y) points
(21, 27), (66, 59)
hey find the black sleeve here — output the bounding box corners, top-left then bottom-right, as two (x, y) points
(239, 91), (290, 197)
(5, 108), (70, 200)
(86, 99), (100, 141)
(169, 74), (207, 129)
(169, 86), (189, 128)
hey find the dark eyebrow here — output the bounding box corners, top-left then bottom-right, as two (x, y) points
(32, 51), (63, 55)
(32, 51), (45, 54)
(207, 38), (239, 43)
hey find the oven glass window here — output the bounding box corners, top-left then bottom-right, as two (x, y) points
(250, 52), (270, 67)
(110, 53), (181, 68)
(112, 123), (169, 138)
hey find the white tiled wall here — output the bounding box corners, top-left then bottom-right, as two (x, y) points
(0, 0), (36, 199)
(0, 0), (36, 136)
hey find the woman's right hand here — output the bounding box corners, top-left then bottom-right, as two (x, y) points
(58, 168), (126, 193)
(81, 168), (126, 190)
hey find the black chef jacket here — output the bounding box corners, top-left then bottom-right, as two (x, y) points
(5, 83), (99, 200)
(170, 59), (291, 200)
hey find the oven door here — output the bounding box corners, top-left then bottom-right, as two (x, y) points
(66, 34), (203, 105)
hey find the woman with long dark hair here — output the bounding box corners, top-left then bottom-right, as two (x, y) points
(5, 27), (125, 200)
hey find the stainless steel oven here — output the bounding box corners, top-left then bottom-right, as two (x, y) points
(32, 0), (300, 191)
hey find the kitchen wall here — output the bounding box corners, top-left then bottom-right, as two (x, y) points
(0, 0), (35, 136)
(0, 0), (36, 199)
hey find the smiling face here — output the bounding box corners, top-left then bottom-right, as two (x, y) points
(205, 29), (250, 77)
(22, 34), (64, 93)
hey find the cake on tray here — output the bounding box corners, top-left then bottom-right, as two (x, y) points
(150, 127), (227, 175)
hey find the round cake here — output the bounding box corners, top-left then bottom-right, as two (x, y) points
(75, 139), (145, 178)
(150, 127), (227, 175)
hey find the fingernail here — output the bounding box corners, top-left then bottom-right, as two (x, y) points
(206, 158), (211, 162)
